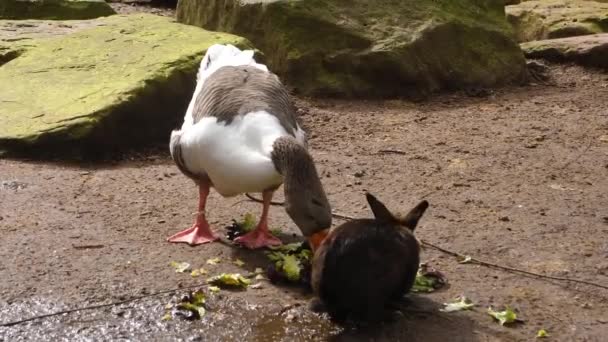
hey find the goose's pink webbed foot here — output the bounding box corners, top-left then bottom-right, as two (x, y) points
(234, 190), (282, 249)
(167, 220), (218, 245)
(167, 181), (218, 246)
(234, 225), (282, 249)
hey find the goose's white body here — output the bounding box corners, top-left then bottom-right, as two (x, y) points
(173, 44), (305, 197)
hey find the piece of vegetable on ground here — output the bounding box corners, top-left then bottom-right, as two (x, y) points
(265, 242), (312, 286)
(169, 261), (191, 273)
(440, 296), (475, 312)
(537, 329), (549, 338)
(225, 213), (257, 240)
(207, 273), (251, 288)
(412, 264), (448, 293)
(487, 306), (523, 326)
(163, 290), (207, 321)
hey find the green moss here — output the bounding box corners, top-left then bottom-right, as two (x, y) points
(0, 14), (253, 155)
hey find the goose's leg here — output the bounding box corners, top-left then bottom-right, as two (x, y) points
(167, 180), (218, 245)
(234, 190), (282, 249)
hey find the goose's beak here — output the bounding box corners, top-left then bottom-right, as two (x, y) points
(308, 229), (329, 252)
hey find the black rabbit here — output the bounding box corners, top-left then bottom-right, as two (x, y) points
(311, 193), (429, 323)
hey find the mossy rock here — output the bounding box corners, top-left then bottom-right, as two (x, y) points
(0, 0), (116, 20)
(521, 33), (608, 69)
(0, 14), (253, 157)
(0, 18), (103, 60)
(177, 0), (527, 98)
(506, 0), (608, 43)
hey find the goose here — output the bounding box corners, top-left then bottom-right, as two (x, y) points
(167, 44), (332, 249)
(311, 193), (429, 322)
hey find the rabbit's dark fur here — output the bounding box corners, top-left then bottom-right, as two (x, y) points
(311, 193), (429, 323)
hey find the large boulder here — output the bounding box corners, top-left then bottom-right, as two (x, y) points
(177, 0), (527, 98)
(0, 0), (115, 20)
(506, 0), (608, 42)
(0, 14), (252, 156)
(521, 33), (608, 69)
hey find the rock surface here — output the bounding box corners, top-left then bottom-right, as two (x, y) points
(177, 0), (527, 98)
(521, 33), (608, 69)
(0, 0), (116, 20)
(506, 0), (608, 42)
(0, 14), (252, 156)
(0, 18), (103, 64)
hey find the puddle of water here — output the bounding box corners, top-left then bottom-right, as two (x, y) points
(0, 293), (477, 342)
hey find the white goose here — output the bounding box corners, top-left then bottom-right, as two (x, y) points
(168, 44), (332, 249)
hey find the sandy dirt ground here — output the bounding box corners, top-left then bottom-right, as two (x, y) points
(1, 62), (607, 341)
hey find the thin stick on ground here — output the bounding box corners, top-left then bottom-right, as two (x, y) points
(376, 149), (407, 155)
(0, 283), (210, 327)
(420, 240), (608, 291)
(245, 193), (284, 206)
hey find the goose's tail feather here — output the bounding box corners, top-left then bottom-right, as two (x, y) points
(180, 44), (267, 129)
(198, 44), (267, 83)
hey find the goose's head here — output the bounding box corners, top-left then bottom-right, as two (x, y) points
(284, 174), (332, 238)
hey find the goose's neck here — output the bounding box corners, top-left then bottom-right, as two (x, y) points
(271, 136), (317, 185)
(271, 135), (332, 237)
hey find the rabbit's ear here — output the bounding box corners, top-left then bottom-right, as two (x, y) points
(366, 193), (396, 223)
(399, 200), (429, 232)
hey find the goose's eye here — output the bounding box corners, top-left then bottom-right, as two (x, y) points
(312, 198), (323, 207)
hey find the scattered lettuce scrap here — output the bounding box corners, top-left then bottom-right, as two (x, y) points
(265, 242), (312, 283)
(255, 274), (267, 280)
(537, 329), (549, 338)
(226, 213), (284, 242)
(440, 296), (475, 312)
(190, 268), (208, 277)
(176, 291), (206, 319)
(233, 259), (245, 267)
(254, 267), (264, 274)
(240, 213), (256, 231)
(208, 286), (220, 293)
(206, 258), (221, 265)
(269, 242), (308, 254)
(412, 264), (447, 293)
(164, 290), (207, 321)
(207, 273), (251, 288)
(487, 306), (520, 326)
(226, 213), (257, 240)
(170, 261), (191, 273)
(457, 255), (473, 264)
(250, 283), (263, 289)
(282, 255), (301, 281)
